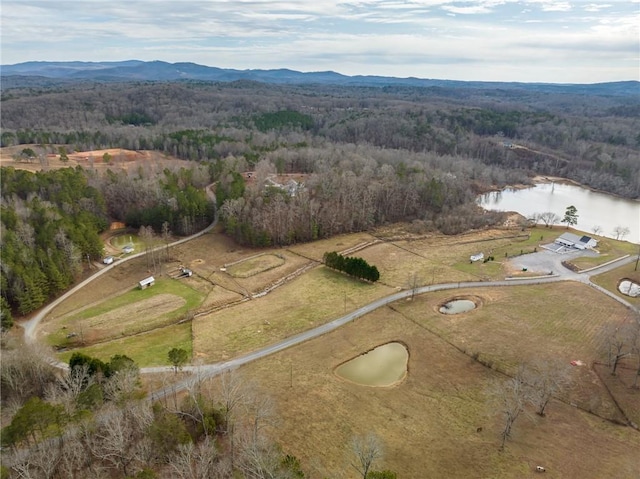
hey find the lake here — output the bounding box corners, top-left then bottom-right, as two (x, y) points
(477, 182), (640, 244)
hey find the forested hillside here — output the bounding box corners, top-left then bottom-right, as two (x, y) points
(1, 78), (638, 314)
(1, 80), (638, 199)
(0, 165), (214, 320)
(1, 76), (639, 479)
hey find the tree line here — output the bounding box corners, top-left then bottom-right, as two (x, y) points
(0, 164), (215, 320)
(323, 251), (380, 282)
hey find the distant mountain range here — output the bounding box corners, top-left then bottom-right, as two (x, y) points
(1, 60), (638, 96)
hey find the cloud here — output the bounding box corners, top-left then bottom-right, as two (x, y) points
(1, 0), (638, 83)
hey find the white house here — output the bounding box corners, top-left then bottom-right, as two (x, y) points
(138, 276), (155, 289)
(555, 233), (598, 250)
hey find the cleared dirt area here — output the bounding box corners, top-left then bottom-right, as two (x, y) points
(0, 145), (185, 173)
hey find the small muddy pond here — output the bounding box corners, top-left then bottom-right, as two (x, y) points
(335, 342), (408, 387)
(618, 280), (640, 298)
(439, 299), (476, 314)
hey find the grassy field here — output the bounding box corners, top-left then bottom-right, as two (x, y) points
(35, 218), (640, 477)
(192, 266), (396, 362)
(57, 322), (192, 367)
(45, 277), (203, 352)
(226, 253), (286, 278)
(391, 282), (636, 420)
(239, 299), (640, 479)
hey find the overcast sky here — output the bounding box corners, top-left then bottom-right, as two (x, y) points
(1, 0), (638, 83)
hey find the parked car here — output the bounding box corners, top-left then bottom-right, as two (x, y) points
(103, 256), (114, 265)
(122, 245), (134, 254)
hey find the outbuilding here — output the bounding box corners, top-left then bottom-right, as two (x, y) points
(138, 276), (155, 289)
(554, 233), (598, 250)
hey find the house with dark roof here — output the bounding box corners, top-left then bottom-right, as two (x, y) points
(554, 233), (598, 250)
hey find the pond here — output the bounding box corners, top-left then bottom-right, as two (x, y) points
(110, 233), (141, 251)
(618, 279), (640, 298)
(335, 342), (408, 387)
(477, 182), (640, 244)
(439, 299), (477, 314)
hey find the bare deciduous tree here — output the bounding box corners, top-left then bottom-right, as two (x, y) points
(407, 271), (422, 300)
(522, 359), (571, 417)
(169, 437), (229, 479)
(489, 372), (528, 450)
(350, 433), (383, 479)
(89, 403), (153, 477)
(604, 323), (633, 375)
(612, 225), (630, 240)
(1, 342), (57, 404)
(538, 212), (561, 228)
(237, 433), (284, 479)
(45, 363), (94, 415)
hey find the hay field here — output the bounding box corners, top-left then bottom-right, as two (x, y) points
(392, 282), (637, 421)
(192, 267), (396, 362)
(239, 301), (640, 479)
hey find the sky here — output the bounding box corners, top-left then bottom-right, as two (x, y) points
(1, 0), (638, 83)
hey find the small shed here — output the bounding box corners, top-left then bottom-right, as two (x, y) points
(138, 276), (155, 289)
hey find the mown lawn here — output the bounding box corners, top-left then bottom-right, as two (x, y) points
(57, 322), (192, 368)
(46, 278), (203, 349)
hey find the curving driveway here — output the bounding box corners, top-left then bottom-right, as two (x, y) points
(18, 219), (639, 399)
(146, 251), (639, 401)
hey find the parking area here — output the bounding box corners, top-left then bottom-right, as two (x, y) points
(506, 248), (598, 277)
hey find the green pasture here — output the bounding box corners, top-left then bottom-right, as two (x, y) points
(110, 232), (142, 253)
(56, 322), (192, 368)
(47, 278), (203, 349)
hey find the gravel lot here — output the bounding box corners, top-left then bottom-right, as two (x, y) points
(506, 246), (598, 278)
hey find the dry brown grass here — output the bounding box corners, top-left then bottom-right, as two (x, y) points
(392, 282), (636, 420)
(287, 232), (378, 261)
(192, 266), (396, 362)
(239, 301), (640, 479)
(226, 253), (285, 278)
(590, 261), (640, 308)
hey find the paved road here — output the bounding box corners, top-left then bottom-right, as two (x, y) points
(18, 220), (639, 399)
(146, 252), (639, 400)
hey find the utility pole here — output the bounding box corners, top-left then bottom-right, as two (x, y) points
(635, 242), (639, 271)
